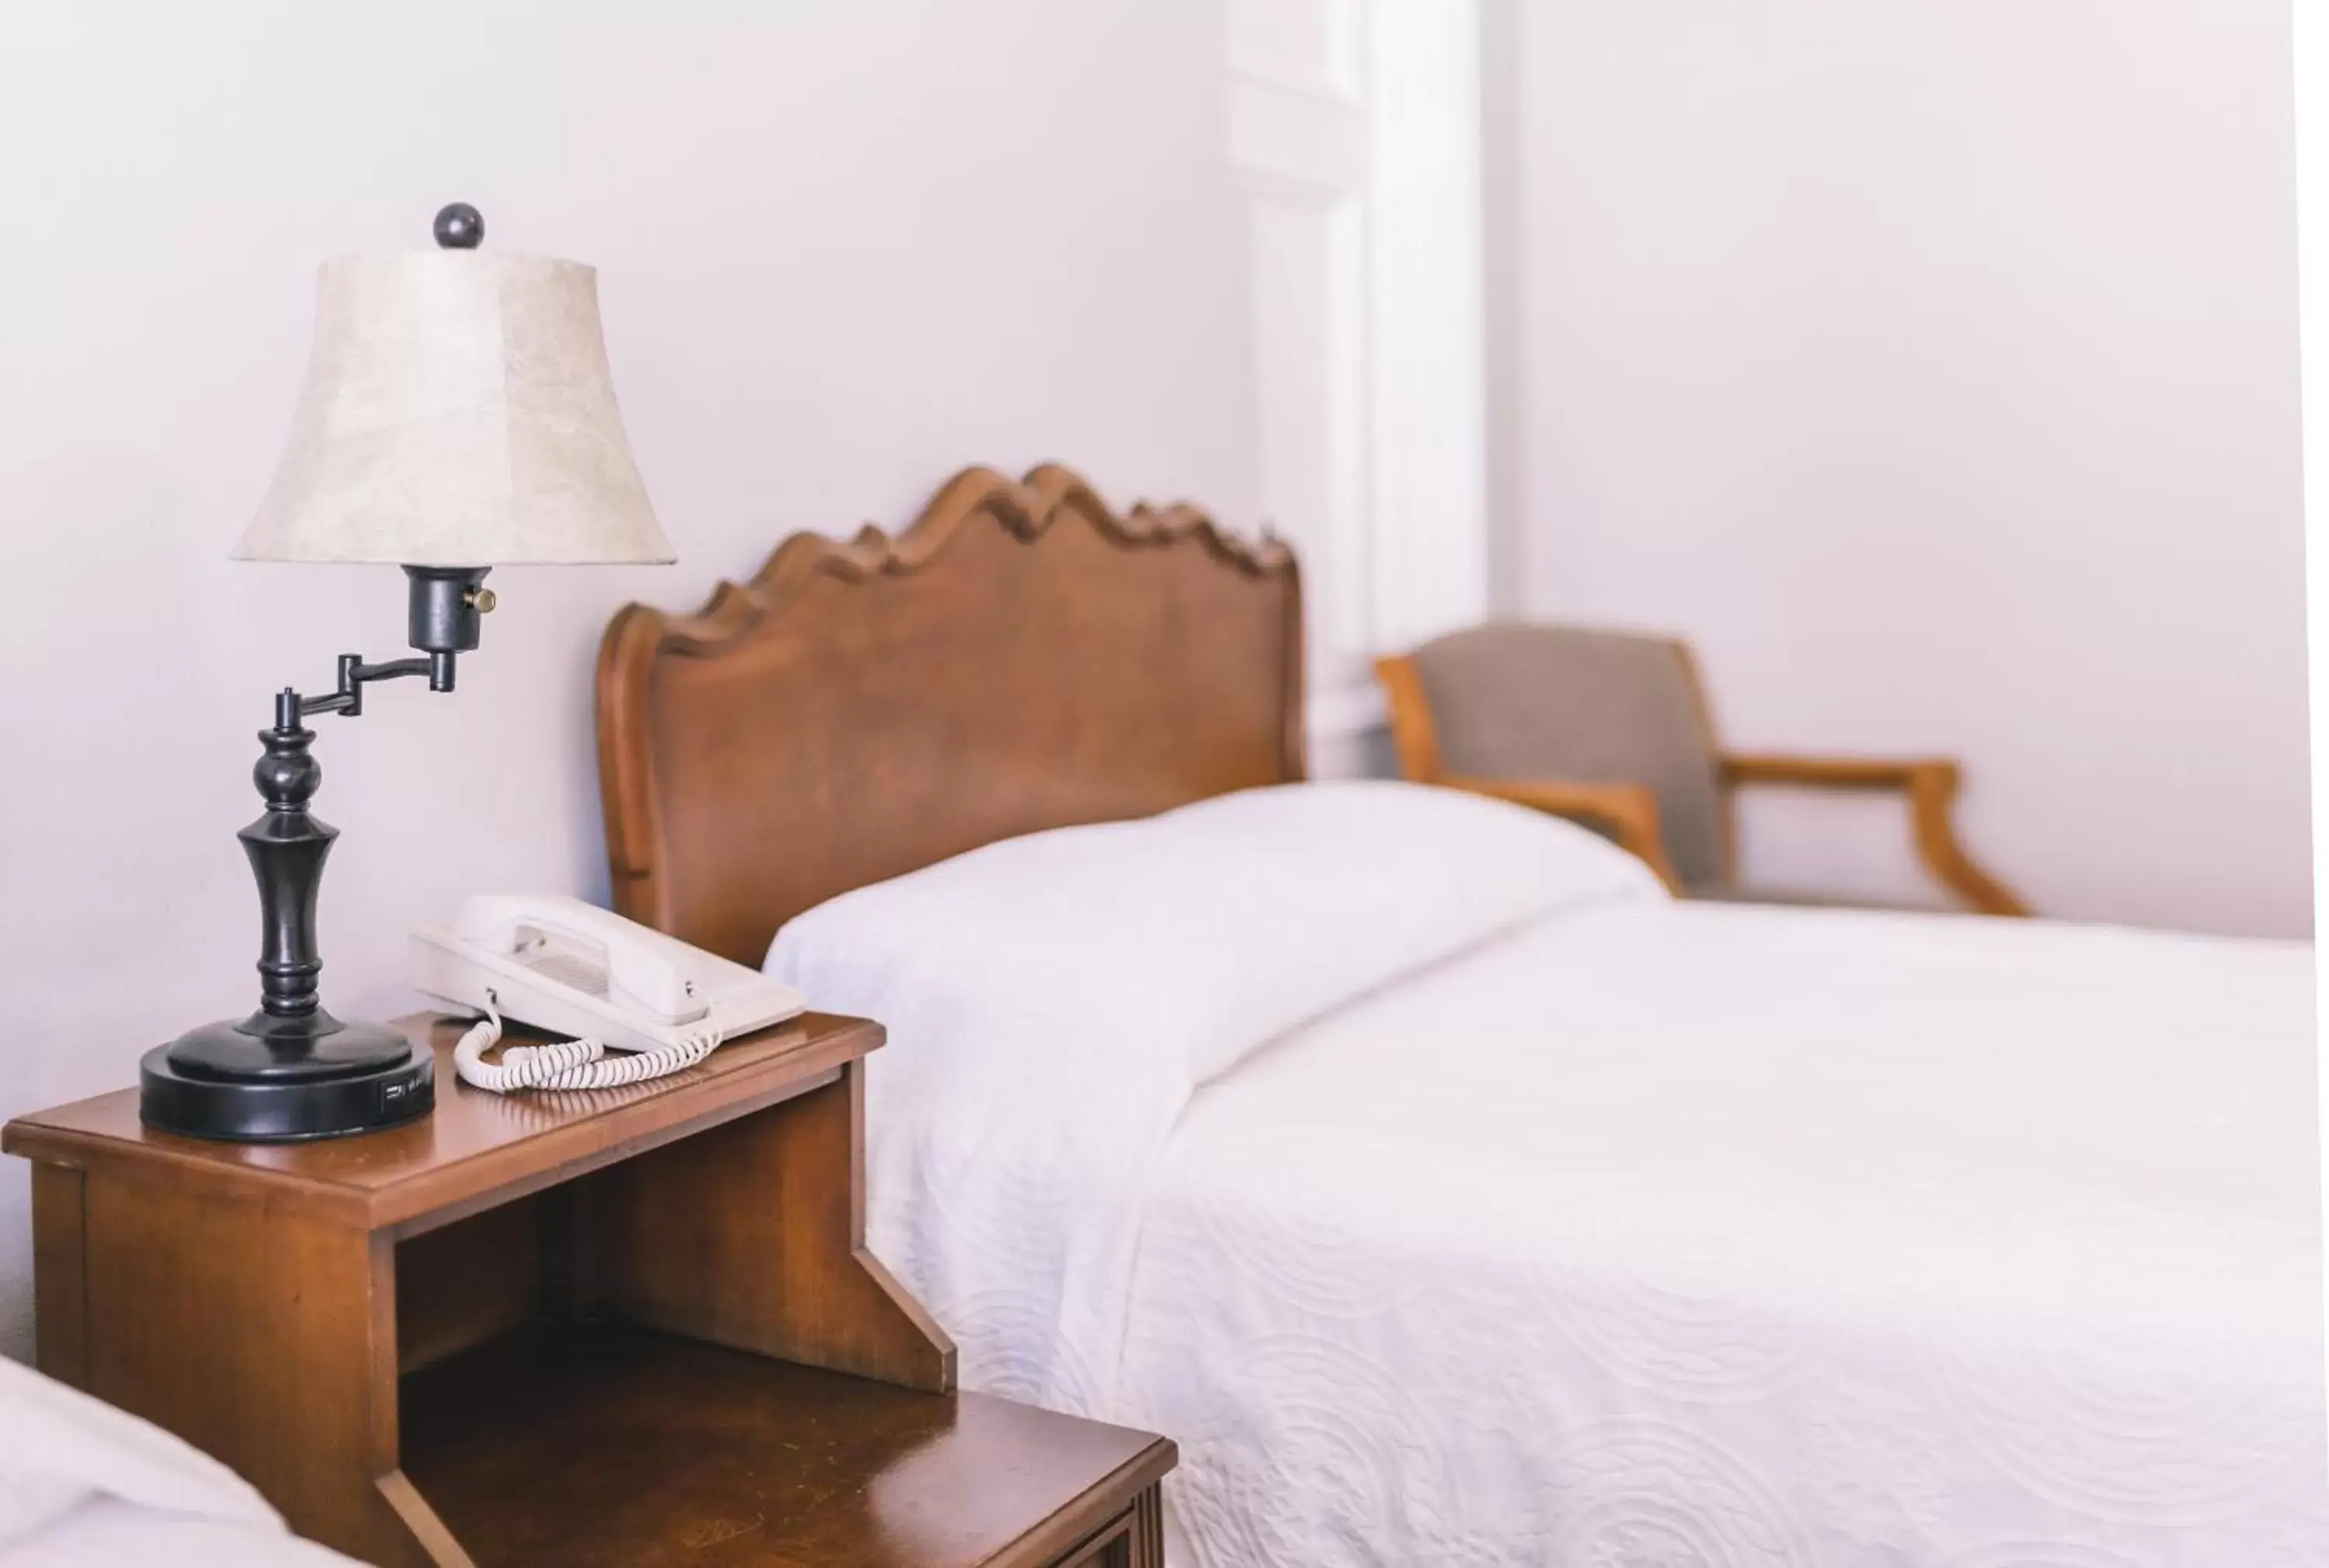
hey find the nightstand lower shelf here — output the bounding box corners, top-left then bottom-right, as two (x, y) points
(402, 1323), (1169, 1568)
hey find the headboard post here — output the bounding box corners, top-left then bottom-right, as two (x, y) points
(596, 465), (1304, 965)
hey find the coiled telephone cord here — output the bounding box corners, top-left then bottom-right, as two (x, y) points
(452, 997), (722, 1093)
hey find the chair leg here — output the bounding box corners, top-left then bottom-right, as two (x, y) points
(1908, 767), (2030, 917)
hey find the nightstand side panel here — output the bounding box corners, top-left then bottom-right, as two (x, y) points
(75, 1170), (418, 1565)
(592, 1060), (956, 1392)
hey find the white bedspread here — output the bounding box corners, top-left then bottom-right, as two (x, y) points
(771, 786), (2326, 1566)
(1116, 904), (2327, 1566)
(0, 1498), (359, 1568)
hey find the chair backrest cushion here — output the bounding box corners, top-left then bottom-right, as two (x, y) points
(1411, 622), (1728, 892)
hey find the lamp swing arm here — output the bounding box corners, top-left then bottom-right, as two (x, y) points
(285, 653), (443, 726)
(274, 564), (498, 727)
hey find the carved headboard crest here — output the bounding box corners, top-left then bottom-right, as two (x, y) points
(596, 464), (1305, 964)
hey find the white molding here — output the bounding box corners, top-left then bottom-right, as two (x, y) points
(1244, 193), (1369, 653)
(1234, 167), (1355, 207)
(1307, 676), (1387, 738)
(1306, 675), (1387, 782)
(1363, 0), (1488, 649)
(1228, 0), (1365, 106)
(1227, 0), (1485, 717)
(1228, 0), (1373, 682)
(1230, 64), (1364, 113)
(1226, 75), (1366, 194)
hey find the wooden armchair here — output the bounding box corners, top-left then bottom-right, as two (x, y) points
(1374, 623), (2029, 917)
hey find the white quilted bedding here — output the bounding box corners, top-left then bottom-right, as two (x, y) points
(1118, 904), (2327, 1566)
(769, 784), (2327, 1567)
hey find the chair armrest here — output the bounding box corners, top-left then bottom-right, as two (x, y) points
(1716, 752), (2030, 917)
(1719, 752), (1950, 789)
(1442, 775), (1680, 892)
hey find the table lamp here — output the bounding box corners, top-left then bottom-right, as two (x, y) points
(139, 203), (675, 1143)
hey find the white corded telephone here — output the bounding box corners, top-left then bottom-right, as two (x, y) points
(409, 894), (804, 1093)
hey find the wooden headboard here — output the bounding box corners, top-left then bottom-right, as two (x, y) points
(595, 464), (1305, 964)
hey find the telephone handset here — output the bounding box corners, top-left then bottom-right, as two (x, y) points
(409, 894), (805, 1093)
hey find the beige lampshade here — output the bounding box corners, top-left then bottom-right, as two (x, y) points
(234, 251), (674, 566)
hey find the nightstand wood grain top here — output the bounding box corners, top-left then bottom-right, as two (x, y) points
(2, 1011), (879, 1234)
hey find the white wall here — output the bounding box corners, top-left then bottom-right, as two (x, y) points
(1501, 1), (2310, 935)
(0, 0), (1257, 1357)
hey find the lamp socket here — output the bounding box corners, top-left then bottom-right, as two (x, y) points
(404, 566), (494, 655)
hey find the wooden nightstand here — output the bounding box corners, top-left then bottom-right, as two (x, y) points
(3, 1013), (1173, 1567)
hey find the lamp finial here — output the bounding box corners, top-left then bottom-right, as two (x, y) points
(432, 202), (484, 250)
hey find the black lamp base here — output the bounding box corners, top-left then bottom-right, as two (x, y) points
(140, 1012), (433, 1143)
(161, 562), (492, 1143)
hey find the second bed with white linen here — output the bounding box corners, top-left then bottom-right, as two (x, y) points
(0, 1348), (363, 1568)
(770, 781), (2325, 1568)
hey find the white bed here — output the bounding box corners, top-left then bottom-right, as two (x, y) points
(0, 1347), (361, 1568)
(771, 780), (2327, 1568)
